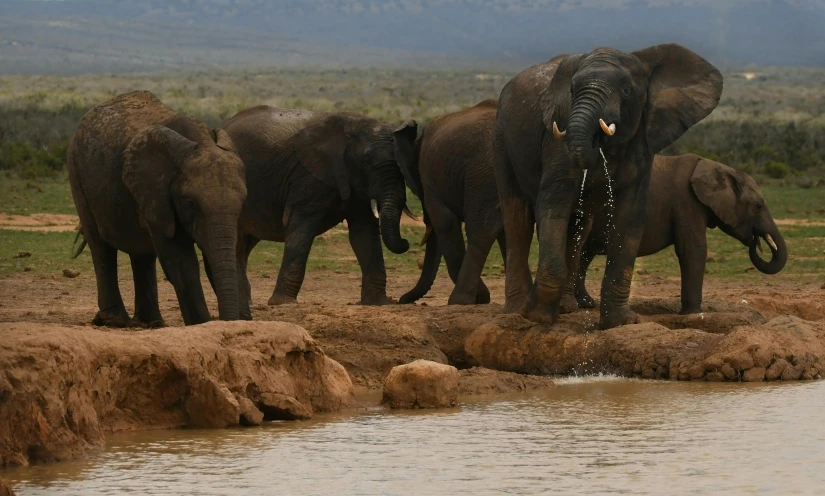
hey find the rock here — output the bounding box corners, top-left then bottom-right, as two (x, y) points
(781, 365), (804, 381)
(765, 359), (789, 381)
(458, 367), (555, 395)
(0, 321), (354, 467)
(721, 363), (738, 381)
(238, 397), (264, 426)
(0, 479), (15, 496)
(12, 251), (31, 259)
(742, 367), (766, 382)
(705, 371), (725, 382)
(688, 364), (705, 380)
(417, 259), (424, 270)
(753, 348), (772, 369)
(62, 268), (80, 278)
(729, 352), (755, 371)
(382, 360), (459, 409)
(22, 267), (32, 272)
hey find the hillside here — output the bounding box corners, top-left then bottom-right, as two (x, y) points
(2, 0), (824, 74)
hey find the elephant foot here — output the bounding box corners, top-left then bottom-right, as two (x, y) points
(679, 305), (703, 315)
(139, 318), (166, 329)
(360, 294), (396, 306)
(475, 284), (491, 304)
(599, 306), (640, 330)
(398, 292), (420, 304)
(93, 309), (138, 328)
(520, 302), (559, 325)
(268, 293), (297, 306)
(448, 291), (478, 305)
(559, 293), (579, 314)
(503, 294), (528, 314)
(239, 310), (254, 320)
(575, 291), (597, 309)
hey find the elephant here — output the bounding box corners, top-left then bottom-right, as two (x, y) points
(67, 90), (247, 327)
(220, 106), (417, 318)
(493, 43), (723, 329)
(399, 99), (505, 305)
(572, 154), (787, 314)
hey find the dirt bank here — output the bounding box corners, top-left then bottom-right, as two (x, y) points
(0, 321), (354, 467)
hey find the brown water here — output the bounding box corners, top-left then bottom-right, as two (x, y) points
(5, 377), (825, 495)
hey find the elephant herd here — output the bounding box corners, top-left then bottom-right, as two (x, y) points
(67, 43), (787, 331)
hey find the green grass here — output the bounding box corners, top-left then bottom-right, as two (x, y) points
(760, 184), (825, 220)
(0, 173), (76, 215)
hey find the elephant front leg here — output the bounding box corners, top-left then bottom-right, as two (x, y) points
(560, 211), (594, 314)
(574, 245), (598, 308)
(523, 171), (579, 325)
(154, 235), (211, 326)
(236, 235), (259, 320)
(270, 222), (317, 305)
(130, 253), (165, 327)
(347, 213), (393, 305)
(674, 230), (707, 315)
(599, 174), (651, 330)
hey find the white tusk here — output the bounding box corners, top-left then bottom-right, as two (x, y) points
(765, 234), (778, 252)
(371, 199), (380, 219)
(552, 121), (566, 140)
(403, 206), (420, 221)
(420, 225), (432, 246)
(599, 119), (616, 136)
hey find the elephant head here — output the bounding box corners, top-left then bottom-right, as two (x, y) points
(293, 114), (417, 254)
(123, 116), (247, 320)
(543, 44), (723, 169)
(690, 158), (787, 274)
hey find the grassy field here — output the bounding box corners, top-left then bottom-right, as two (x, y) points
(1, 176), (822, 285)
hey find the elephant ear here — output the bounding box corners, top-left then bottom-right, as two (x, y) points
(123, 125), (197, 238)
(539, 54), (581, 137)
(212, 128), (238, 153)
(393, 120), (421, 199)
(690, 158), (741, 227)
(633, 43), (723, 154)
(293, 115), (351, 201)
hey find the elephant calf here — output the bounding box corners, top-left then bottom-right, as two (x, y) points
(68, 91), (247, 327)
(221, 106), (418, 317)
(574, 153), (787, 314)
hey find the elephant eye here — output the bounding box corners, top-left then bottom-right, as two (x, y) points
(621, 86), (632, 97)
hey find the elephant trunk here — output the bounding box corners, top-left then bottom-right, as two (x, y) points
(399, 221), (440, 303)
(202, 217), (240, 320)
(749, 226), (787, 275)
(379, 195), (410, 254)
(566, 84), (611, 169)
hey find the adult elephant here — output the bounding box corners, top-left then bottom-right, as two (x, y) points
(494, 44), (723, 329)
(573, 154), (787, 314)
(399, 99), (504, 305)
(221, 106), (417, 318)
(68, 91), (247, 327)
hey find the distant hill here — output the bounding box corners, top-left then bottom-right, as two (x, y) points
(2, 0), (824, 74)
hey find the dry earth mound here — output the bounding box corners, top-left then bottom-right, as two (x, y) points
(0, 321), (354, 467)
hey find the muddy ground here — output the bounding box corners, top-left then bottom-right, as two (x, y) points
(2, 258), (823, 386)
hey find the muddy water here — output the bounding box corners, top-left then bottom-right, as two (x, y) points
(5, 378), (825, 495)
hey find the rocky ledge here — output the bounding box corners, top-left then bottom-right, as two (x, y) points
(0, 321), (354, 467)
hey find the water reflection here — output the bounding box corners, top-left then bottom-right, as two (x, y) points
(5, 378), (825, 495)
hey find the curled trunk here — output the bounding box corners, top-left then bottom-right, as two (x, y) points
(379, 196), (410, 254)
(202, 218), (240, 320)
(566, 85), (610, 168)
(399, 223), (441, 303)
(749, 227), (787, 275)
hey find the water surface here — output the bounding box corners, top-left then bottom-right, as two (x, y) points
(5, 377), (825, 495)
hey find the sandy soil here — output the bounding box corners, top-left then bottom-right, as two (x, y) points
(0, 213), (79, 232)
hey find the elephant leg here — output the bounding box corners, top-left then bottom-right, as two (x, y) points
(347, 212), (392, 305)
(599, 173), (652, 330)
(87, 230), (131, 327)
(130, 252), (164, 327)
(560, 212), (594, 314)
(427, 202), (470, 304)
(154, 235), (211, 325)
(494, 158), (534, 313)
(450, 220), (496, 305)
(674, 230), (707, 314)
(523, 169), (579, 325)
(270, 217), (318, 305)
(574, 244), (598, 308)
(237, 235), (259, 320)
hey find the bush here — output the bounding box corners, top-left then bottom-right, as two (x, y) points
(765, 161), (790, 179)
(0, 140), (69, 178)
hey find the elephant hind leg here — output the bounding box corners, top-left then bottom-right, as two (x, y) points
(130, 253), (164, 327)
(450, 219), (497, 305)
(86, 227), (131, 327)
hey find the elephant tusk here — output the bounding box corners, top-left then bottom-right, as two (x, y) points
(403, 206), (420, 222)
(765, 234), (778, 252)
(552, 121), (566, 140)
(420, 225), (432, 246)
(599, 119), (616, 136)
(371, 199), (380, 219)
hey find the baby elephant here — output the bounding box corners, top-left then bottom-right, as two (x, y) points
(221, 106), (417, 317)
(68, 91), (247, 327)
(573, 153), (787, 314)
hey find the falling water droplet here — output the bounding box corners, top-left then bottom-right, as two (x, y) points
(599, 148), (616, 268)
(572, 169), (588, 248)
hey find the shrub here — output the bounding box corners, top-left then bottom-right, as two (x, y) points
(765, 161), (790, 179)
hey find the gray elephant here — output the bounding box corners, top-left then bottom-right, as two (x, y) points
(494, 44), (722, 329)
(399, 99), (504, 305)
(68, 91), (247, 327)
(220, 106), (417, 318)
(573, 154), (787, 314)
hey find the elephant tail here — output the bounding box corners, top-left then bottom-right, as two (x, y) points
(399, 215), (441, 304)
(72, 225), (87, 258)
